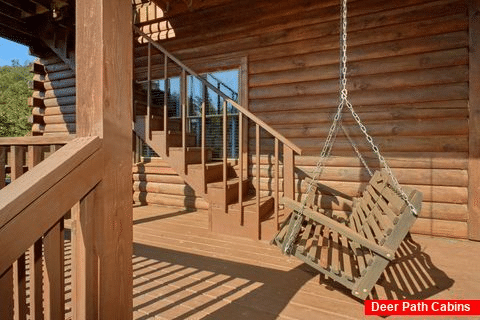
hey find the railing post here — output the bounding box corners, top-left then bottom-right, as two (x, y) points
(0, 147), (5, 189)
(27, 145), (44, 320)
(72, 187), (99, 320)
(201, 85), (206, 193)
(181, 69), (187, 173)
(256, 124), (261, 239)
(147, 42), (152, 141)
(223, 101), (228, 213)
(164, 54), (169, 155)
(283, 145), (295, 201)
(274, 139), (280, 230)
(238, 113), (243, 225)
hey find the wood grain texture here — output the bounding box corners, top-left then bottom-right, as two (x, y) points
(468, 0), (480, 240)
(76, 0), (133, 317)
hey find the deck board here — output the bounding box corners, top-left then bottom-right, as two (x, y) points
(57, 204), (480, 319)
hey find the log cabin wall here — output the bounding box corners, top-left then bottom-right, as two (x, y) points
(134, 0), (470, 239)
(29, 56), (76, 136)
(28, 0), (472, 238)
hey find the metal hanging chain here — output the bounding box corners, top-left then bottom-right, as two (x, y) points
(340, 124), (373, 177)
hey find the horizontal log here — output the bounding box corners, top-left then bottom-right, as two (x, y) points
(133, 181), (197, 196)
(44, 105), (76, 116)
(43, 61), (70, 74)
(33, 70), (76, 83)
(411, 218), (468, 238)
(31, 86), (76, 100)
(255, 102), (468, 126)
(249, 65), (468, 100)
(43, 78), (76, 91)
(249, 135), (469, 154)
(132, 165), (179, 175)
(166, 12), (467, 63)
(285, 165), (468, 187)
(43, 114), (76, 124)
(249, 83), (468, 113)
(250, 31), (468, 74)
(43, 96), (76, 108)
(250, 48), (468, 87)
(43, 123), (76, 133)
(133, 173), (185, 184)
(249, 118), (468, 138)
(133, 192), (209, 209)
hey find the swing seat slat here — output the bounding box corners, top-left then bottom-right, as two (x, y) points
(272, 169), (422, 299)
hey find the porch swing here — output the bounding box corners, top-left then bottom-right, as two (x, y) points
(272, 0), (423, 300)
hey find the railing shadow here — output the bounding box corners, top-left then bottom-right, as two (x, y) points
(133, 243), (318, 320)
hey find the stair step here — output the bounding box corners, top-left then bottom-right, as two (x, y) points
(151, 130), (196, 147)
(228, 195), (274, 217)
(169, 147), (213, 164)
(188, 162), (224, 183)
(208, 178), (250, 206)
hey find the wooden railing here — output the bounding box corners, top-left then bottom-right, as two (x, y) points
(134, 26), (302, 231)
(0, 136), (102, 319)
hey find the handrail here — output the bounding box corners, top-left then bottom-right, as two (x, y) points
(0, 136), (103, 275)
(134, 26), (302, 155)
(0, 135), (76, 146)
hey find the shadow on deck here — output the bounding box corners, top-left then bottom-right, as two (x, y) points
(130, 205), (469, 319)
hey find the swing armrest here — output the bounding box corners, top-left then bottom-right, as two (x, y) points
(280, 197), (395, 260)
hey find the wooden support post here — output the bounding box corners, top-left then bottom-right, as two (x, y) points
(72, 188), (98, 320)
(76, 0), (133, 317)
(164, 55), (169, 155)
(223, 101), (228, 213)
(256, 124), (260, 239)
(274, 139), (279, 229)
(469, 0), (480, 240)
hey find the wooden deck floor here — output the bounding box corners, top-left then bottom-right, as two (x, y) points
(128, 205), (480, 320)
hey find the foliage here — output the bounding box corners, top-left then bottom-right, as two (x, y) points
(0, 59), (33, 137)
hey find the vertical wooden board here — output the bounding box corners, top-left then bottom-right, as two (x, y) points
(13, 255), (27, 320)
(29, 240), (43, 320)
(468, 0), (480, 240)
(43, 220), (65, 320)
(0, 147), (5, 189)
(10, 146), (24, 181)
(0, 267), (14, 319)
(72, 189), (98, 320)
(76, 0), (133, 317)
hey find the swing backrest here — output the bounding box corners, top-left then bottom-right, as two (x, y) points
(347, 169), (422, 248)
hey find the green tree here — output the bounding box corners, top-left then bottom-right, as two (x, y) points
(0, 59), (33, 137)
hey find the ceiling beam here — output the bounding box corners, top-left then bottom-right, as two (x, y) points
(0, 0), (37, 16)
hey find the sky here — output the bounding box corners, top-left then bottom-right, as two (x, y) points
(0, 38), (35, 66)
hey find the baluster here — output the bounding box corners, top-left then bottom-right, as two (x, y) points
(10, 146), (24, 181)
(201, 85), (206, 193)
(43, 219), (65, 320)
(274, 139), (280, 230)
(223, 101), (228, 213)
(27, 146), (43, 320)
(0, 146), (5, 189)
(11, 146), (27, 320)
(164, 54), (169, 155)
(238, 113), (243, 225)
(181, 69), (187, 173)
(283, 145), (295, 208)
(147, 42), (152, 141)
(256, 124), (260, 239)
(72, 188), (98, 319)
(0, 267), (14, 318)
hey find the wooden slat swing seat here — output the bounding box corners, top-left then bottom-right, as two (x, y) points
(271, 0), (423, 300)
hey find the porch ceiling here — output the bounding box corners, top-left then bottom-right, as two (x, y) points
(0, 0), (74, 51)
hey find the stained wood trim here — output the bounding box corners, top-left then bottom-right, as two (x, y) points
(469, 0), (480, 240)
(0, 138), (103, 275)
(0, 135), (75, 146)
(0, 137), (101, 228)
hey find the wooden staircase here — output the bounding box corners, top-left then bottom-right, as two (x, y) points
(133, 27), (302, 240)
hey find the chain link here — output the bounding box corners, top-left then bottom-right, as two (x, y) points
(283, 0), (418, 255)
